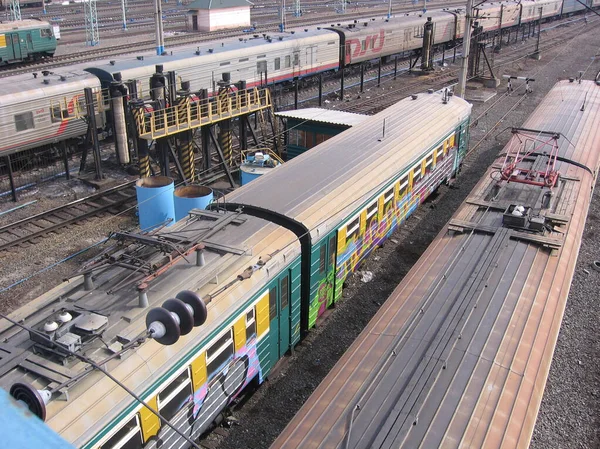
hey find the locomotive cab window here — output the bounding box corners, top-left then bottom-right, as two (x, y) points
(99, 415), (142, 449)
(15, 112), (34, 132)
(157, 369), (192, 421)
(207, 330), (234, 378)
(40, 28), (52, 38)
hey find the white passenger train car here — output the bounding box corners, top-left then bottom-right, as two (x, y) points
(0, 70), (103, 155)
(87, 29), (341, 97)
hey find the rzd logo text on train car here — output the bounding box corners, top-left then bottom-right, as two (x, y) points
(345, 30), (385, 63)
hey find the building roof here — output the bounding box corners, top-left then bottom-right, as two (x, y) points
(275, 108), (368, 127)
(187, 0), (250, 10)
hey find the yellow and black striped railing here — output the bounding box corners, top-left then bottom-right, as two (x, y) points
(134, 87), (272, 140)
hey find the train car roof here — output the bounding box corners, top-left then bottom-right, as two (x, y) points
(85, 27), (337, 85)
(270, 80), (600, 449)
(228, 89), (472, 240)
(0, 88), (470, 447)
(0, 69), (99, 105)
(0, 19), (51, 31)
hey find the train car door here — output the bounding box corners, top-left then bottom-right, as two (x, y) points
(10, 34), (21, 60)
(308, 234), (338, 328)
(292, 50), (300, 77)
(278, 272), (290, 358)
(26, 32), (34, 54)
(305, 45), (316, 73)
(268, 270), (291, 361)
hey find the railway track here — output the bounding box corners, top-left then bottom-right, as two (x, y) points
(0, 181), (136, 252)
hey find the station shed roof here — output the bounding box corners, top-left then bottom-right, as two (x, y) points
(275, 108), (368, 127)
(187, 0), (250, 9)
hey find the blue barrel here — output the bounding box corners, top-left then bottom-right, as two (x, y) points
(174, 185), (213, 221)
(135, 176), (175, 231)
(240, 163), (274, 185)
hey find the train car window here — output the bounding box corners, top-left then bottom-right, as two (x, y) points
(99, 415), (142, 449)
(361, 40), (367, 51)
(207, 330), (234, 378)
(239, 57), (249, 62)
(157, 369), (192, 421)
(293, 52), (299, 66)
(328, 235), (337, 267)
(256, 60), (267, 74)
(51, 105), (63, 123)
(27, 34), (33, 43)
(319, 244), (327, 274)
(14, 112), (34, 132)
(40, 28), (52, 38)
(269, 287), (277, 320)
(399, 176), (409, 197)
(327, 41), (336, 45)
(280, 276), (289, 310)
(257, 54), (266, 59)
(274, 57), (281, 70)
(425, 154), (433, 173)
(346, 216), (360, 243)
(436, 146), (444, 161)
(384, 186), (395, 208)
(246, 309), (256, 339)
(412, 164), (422, 185)
(285, 55), (291, 68)
(220, 61), (230, 66)
(366, 202), (378, 221)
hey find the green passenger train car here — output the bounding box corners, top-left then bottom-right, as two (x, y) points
(0, 19), (56, 64)
(0, 89), (470, 449)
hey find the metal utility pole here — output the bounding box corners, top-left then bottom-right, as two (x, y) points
(9, 0), (21, 21)
(154, 0), (165, 55)
(121, 0), (127, 30)
(293, 0), (301, 17)
(387, 0), (392, 19)
(279, 0), (286, 32)
(84, 0), (99, 46)
(456, 0), (474, 98)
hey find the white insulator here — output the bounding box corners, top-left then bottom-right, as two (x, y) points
(512, 209), (523, 217)
(58, 311), (73, 323)
(112, 96), (130, 164)
(169, 311), (181, 326)
(44, 321), (59, 332)
(38, 390), (52, 405)
(148, 321), (166, 339)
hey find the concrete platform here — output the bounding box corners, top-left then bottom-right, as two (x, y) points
(464, 87), (498, 103)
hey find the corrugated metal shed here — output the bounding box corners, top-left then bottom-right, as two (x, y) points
(275, 108), (368, 127)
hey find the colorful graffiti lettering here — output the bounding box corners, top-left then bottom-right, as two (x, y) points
(333, 157), (455, 306)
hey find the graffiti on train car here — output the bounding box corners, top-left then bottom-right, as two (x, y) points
(148, 334), (263, 448)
